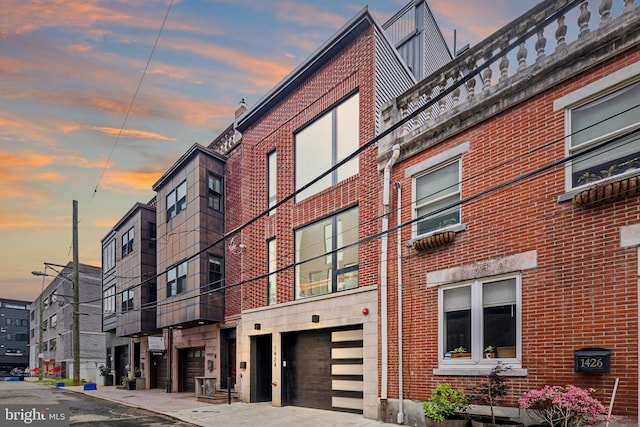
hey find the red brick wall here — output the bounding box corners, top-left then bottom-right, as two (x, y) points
(225, 25), (379, 311)
(386, 46), (640, 418)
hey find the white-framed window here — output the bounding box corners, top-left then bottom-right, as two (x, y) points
(267, 238), (276, 305)
(103, 239), (115, 272)
(167, 181), (187, 221)
(103, 286), (115, 316)
(121, 227), (134, 257)
(49, 314), (57, 328)
(567, 81), (640, 189)
(207, 173), (223, 212)
(268, 151), (277, 214)
(439, 275), (521, 366)
(167, 261), (187, 297)
(295, 92), (359, 201)
(413, 159), (461, 237)
(295, 207), (359, 299)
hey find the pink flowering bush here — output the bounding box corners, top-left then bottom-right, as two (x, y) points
(519, 385), (614, 427)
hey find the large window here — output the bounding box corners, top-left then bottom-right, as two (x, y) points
(267, 238), (276, 305)
(167, 181), (187, 221)
(121, 288), (134, 312)
(569, 81), (640, 189)
(121, 227), (134, 257)
(440, 276), (520, 364)
(208, 173), (223, 212)
(295, 92), (359, 201)
(103, 286), (115, 316)
(103, 239), (115, 272)
(268, 151), (277, 214)
(414, 160), (460, 236)
(167, 261), (187, 297)
(295, 207), (359, 299)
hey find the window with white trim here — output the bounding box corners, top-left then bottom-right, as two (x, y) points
(440, 276), (520, 364)
(568, 81), (640, 189)
(295, 92), (359, 202)
(414, 159), (461, 236)
(167, 181), (187, 221)
(167, 261), (187, 297)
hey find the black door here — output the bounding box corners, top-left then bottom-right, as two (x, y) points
(250, 334), (272, 402)
(115, 345), (128, 383)
(282, 329), (332, 410)
(150, 352), (167, 389)
(220, 328), (237, 390)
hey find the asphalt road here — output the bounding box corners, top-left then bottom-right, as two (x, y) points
(0, 380), (199, 426)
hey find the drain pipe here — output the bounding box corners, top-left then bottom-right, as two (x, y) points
(396, 181), (404, 425)
(381, 144), (400, 410)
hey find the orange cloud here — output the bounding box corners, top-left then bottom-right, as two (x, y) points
(100, 168), (163, 193)
(92, 127), (175, 141)
(0, 208), (47, 230)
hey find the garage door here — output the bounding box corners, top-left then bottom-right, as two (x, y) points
(180, 348), (204, 393)
(283, 325), (363, 413)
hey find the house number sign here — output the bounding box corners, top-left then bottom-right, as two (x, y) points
(574, 348), (610, 373)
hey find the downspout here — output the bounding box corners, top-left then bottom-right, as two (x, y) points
(396, 181), (404, 425)
(381, 144), (400, 408)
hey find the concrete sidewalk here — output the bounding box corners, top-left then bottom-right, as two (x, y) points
(64, 385), (398, 427)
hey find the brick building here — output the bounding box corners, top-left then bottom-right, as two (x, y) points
(377, 0), (640, 424)
(215, 2), (450, 419)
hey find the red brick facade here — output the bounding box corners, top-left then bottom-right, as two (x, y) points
(227, 25), (380, 311)
(384, 46), (640, 420)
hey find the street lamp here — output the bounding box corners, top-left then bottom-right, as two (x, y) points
(31, 270), (48, 381)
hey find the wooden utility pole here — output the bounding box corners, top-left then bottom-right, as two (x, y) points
(72, 200), (80, 386)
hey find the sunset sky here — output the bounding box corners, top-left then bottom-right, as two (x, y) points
(1, 0), (537, 302)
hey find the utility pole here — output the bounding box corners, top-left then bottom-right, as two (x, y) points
(38, 293), (43, 381)
(72, 200), (80, 386)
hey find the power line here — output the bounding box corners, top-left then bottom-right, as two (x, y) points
(111, 0), (586, 297)
(92, 0), (174, 197)
(108, 125), (639, 321)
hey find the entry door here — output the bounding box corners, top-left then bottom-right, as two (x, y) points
(220, 328), (237, 390)
(250, 334), (272, 402)
(150, 353), (167, 389)
(115, 345), (128, 383)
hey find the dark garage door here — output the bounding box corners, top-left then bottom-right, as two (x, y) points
(180, 348), (204, 393)
(283, 329), (332, 410)
(282, 325), (363, 413)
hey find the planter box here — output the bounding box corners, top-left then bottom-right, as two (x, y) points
(412, 231), (457, 251)
(573, 174), (639, 206)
